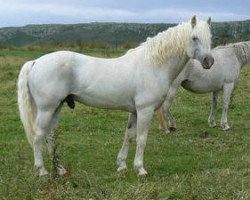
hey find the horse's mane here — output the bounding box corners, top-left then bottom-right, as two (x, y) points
(126, 19), (211, 66)
(234, 41), (250, 64)
(216, 41), (250, 64)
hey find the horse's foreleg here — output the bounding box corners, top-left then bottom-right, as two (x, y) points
(134, 107), (154, 175)
(117, 112), (137, 172)
(159, 71), (185, 133)
(34, 110), (54, 176)
(208, 91), (219, 128)
(160, 85), (179, 133)
(46, 104), (66, 175)
(221, 83), (234, 131)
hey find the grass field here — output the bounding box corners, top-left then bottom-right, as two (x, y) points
(0, 47), (250, 200)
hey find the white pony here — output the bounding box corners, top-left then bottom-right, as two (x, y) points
(17, 16), (213, 176)
(157, 41), (250, 132)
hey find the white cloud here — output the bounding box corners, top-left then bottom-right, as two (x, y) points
(0, 1), (249, 27)
(0, 1), (137, 23)
(145, 8), (250, 22)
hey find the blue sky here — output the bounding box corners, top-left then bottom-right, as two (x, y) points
(0, 0), (249, 27)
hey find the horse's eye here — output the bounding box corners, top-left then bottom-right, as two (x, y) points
(192, 36), (198, 41)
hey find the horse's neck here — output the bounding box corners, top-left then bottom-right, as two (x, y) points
(170, 55), (189, 78)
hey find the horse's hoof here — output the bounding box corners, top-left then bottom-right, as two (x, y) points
(57, 167), (67, 176)
(39, 168), (49, 176)
(164, 129), (171, 134)
(117, 163), (127, 172)
(134, 164), (148, 176)
(221, 123), (230, 131)
(138, 168), (148, 176)
(35, 165), (48, 176)
(169, 127), (177, 131)
(222, 126), (230, 131)
(209, 122), (217, 128)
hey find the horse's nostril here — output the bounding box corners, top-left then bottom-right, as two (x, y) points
(203, 57), (208, 64)
(211, 57), (214, 65)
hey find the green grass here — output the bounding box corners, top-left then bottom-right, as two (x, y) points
(0, 47), (250, 199)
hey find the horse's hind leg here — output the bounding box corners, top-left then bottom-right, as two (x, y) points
(117, 112), (137, 172)
(46, 104), (66, 175)
(33, 110), (54, 176)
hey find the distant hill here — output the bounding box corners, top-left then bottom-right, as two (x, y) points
(0, 20), (249, 47)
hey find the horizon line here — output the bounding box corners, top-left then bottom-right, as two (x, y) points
(1, 19), (249, 29)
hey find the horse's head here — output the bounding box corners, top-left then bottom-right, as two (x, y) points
(187, 16), (214, 69)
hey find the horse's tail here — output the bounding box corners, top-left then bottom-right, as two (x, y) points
(17, 61), (36, 147)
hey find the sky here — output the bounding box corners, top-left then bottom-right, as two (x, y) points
(0, 0), (250, 27)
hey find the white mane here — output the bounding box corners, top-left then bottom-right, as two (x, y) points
(216, 41), (250, 65)
(234, 41), (250, 65)
(127, 19), (211, 66)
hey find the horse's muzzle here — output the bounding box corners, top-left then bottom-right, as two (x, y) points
(202, 55), (214, 69)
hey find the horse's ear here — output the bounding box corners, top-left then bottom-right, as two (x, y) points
(191, 15), (196, 28)
(207, 17), (211, 26)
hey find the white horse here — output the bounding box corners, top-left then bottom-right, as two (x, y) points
(17, 16), (213, 176)
(157, 41), (250, 132)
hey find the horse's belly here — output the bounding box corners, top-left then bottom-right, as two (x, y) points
(181, 80), (222, 93)
(74, 92), (136, 112)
